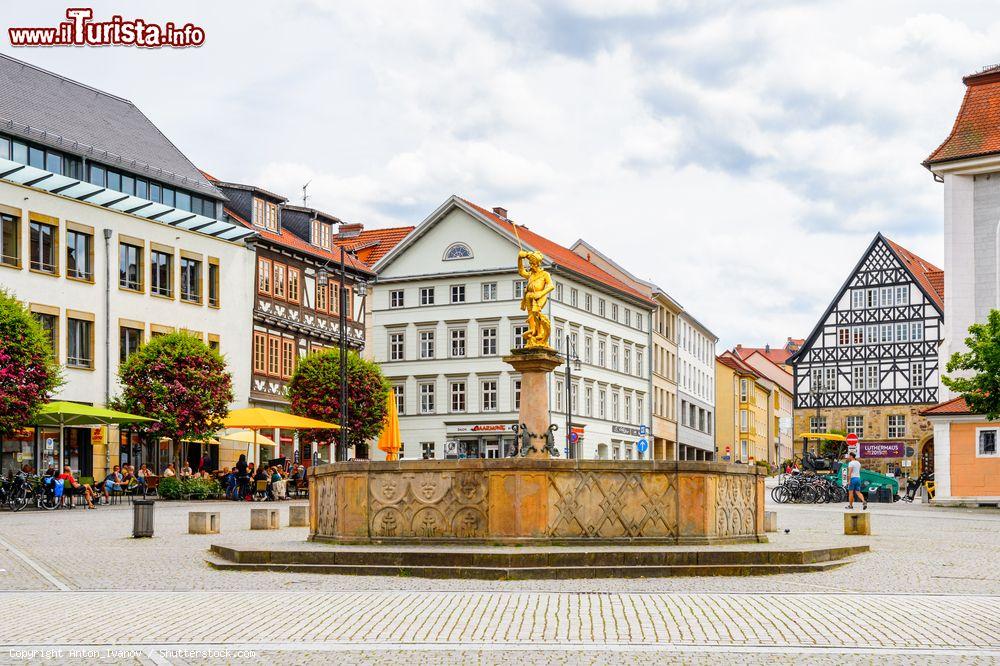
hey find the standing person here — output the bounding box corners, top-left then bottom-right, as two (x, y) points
(845, 453), (867, 511)
(235, 454), (249, 501)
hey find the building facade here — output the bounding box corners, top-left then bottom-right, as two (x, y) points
(788, 233), (944, 476)
(715, 352), (775, 465)
(369, 196), (655, 461)
(734, 347), (795, 463)
(0, 55), (255, 479)
(677, 313), (717, 460)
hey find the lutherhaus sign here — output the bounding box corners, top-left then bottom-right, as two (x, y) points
(858, 441), (906, 458)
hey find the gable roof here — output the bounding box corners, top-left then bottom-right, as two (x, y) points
(734, 345), (793, 366)
(921, 396), (974, 416)
(925, 66), (1000, 167)
(788, 233), (944, 366)
(717, 352), (761, 378)
(334, 226), (414, 267)
(0, 54), (220, 198)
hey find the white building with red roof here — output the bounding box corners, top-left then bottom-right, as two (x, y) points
(370, 195), (655, 461)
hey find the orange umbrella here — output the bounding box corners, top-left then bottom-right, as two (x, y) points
(377, 389), (402, 461)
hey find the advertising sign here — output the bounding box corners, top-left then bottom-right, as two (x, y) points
(859, 441), (906, 458)
(449, 424), (510, 433)
(612, 425), (640, 437)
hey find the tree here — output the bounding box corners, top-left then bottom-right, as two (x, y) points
(288, 350), (390, 458)
(943, 309), (1000, 419)
(111, 332), (232, 465)
(0, 289), (61, 438)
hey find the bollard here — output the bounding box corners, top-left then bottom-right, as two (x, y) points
(764, 511), (777, 533)
(133, 499), (155, 538)
(289, 504), (308, 527)
(250, 508), (280, 530)
(189, 511), (221, 534)
(844, 512), (870, 535)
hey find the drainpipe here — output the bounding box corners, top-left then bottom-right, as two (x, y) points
(104, 228), (112, 477)
(995, 217), (1000, 310)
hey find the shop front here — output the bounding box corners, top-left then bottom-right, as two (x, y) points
(1, 426), (95, 478)
(445, 422), (517, 459)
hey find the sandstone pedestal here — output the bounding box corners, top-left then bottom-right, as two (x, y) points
(289, 504), (309, 527)
(764, 510), (777, 533)
(503, 347), (562, 458)
(251, 508), (279, 530)
(188, 511), (220, 534)
(844, 512), (870, 535)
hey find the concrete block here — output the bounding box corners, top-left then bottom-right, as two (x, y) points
(251, 508), (279, 530)
(764, 511), (777, 533)
(289, 504), (309, 527)
(188, 511), (220, 535)
(844, 512), (870, 536)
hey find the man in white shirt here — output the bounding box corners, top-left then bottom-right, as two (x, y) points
(845, 453), (866, 511)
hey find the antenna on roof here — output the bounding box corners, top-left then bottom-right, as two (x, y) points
(302, 180), (311, 207)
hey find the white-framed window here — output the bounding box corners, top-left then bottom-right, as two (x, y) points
(824, 367), (837, 392)
(389, 289), (404, 308)
(389, 331), (405, 361)
(611, 304), (619, 321)
(740, 409), (748, 432)
(481, 326), (497, 356)
(555, 326), (564, 351)
(887, 415), (906, 438)
(866, 365), (879, 390)
(481, 379), (498, 412)
(598, 339), (606, 367)
(419, 330), (435, 359)
(880, 324), (893, 344)
(740, 378), (749, 402)
(623, 348), (631, 374)
(612, 392), (620, 421)
(570, 331), (578, 356)
(512, 378), (521, 410)
(977, 428), (998, 457)
(809, 416), (827, 433)
(895, 322), (910, 342)
(571, 382), (579, 413)
(598, 388), (606, 418)
(636, 350), (644, 376)
(866, 288), (879, 309)
(852, 365), (865, 390)
(450, 328), (466, 357)
(611, 343), (619, 371)
(421, 442), (435, 459)
(443, 242), (473, 260)
(512, 324), (528, 349)
(910, 362), (925, 388)
(419, 382), (435, 414)
(393, 384), (405, 415)
(555, 283), (563, 302)
(637, 395), (644, 422)
(810, 368), (823, 394)
(846, 415), (864, 438)
(598, 298), (606, 317)
(555, 381), (563, 411)
(624, 309), (631, 327)
(636, 313), (643, 331)
(741, 440), (749, 460)
(839, 328), (850, 346)
(450, 285), (466, 303)
(584, 336), (593, 363)
(482, 282), (497, 301)
(570, 288), (578, 307)
(420, 286), (435, 306)
(852, 327), (864, 345)
(585, 293), (592, 312)
(624, 394), (632, 423)
(895, 285), (909, 305)
(851, 289), (864, 309)
(450, 381), (466, 413)
(911, 322), (923, 341)
(513, 279), (526, 299)
(866, 325), (878, 346)
(880, 286), (894, 308)
(584, 386), (593, 417)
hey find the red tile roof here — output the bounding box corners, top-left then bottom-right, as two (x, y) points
(460, 198), (655, 305)
(883, 236), (944, 310)
(921, 396), (974, 416)
(733, 345), (793, 365)
(226, 208), (373, 275)
(925, 67), (1000, 166)
(716, 352), (761, 377)
(335, 226), (414, 267)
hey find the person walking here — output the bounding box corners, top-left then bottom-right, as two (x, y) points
(845, 452), (867, 511)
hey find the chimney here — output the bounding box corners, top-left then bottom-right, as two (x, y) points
(765, 344), (770, 353)
(736, 344), (742, 349)
(492, 206), (508, 220)
(337, 222), (364, 238)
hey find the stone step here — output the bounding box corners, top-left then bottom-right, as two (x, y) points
(203, 556), (855, 579)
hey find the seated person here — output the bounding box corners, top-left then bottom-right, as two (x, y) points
(162, 463), (176, 478)
(58, 465), (95, 509)
(180, 462), (193, 479)
(102, 465), (125, 503)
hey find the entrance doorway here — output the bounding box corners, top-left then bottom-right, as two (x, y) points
(920, 439), (934, 476)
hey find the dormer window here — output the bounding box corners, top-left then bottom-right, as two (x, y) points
(311, 219), (332, 250)
(444, 242), (473, 260)
(252, 197), (279, 232)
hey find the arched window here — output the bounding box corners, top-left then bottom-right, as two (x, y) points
(443, 242), (473, 261)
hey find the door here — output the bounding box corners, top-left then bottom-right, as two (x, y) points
(920, 439), (934, 477)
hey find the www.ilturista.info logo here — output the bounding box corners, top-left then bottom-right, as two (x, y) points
(8, 8), (205, 48)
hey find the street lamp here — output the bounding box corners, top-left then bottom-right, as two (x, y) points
(563, 334), (582, 458)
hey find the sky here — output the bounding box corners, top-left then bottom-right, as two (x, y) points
(2, 1), (996, 350)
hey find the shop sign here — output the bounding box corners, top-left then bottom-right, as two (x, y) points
(12, 428), (34, 441)
(449, 423), (511, 433)
(44, 438), (55, 452)
(92, 427), (105, 446)
(612, 425), (640, 437)
(859, 441), (905, 458)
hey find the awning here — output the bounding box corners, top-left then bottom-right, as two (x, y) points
(31, 401), (155, 427)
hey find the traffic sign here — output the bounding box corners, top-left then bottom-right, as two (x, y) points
(639, 425), (647, 436)
(637, 438), (648, 454)
(846, 433), (859, 447)
(725, 446), (731, 453)
(569, 431), (579, 444)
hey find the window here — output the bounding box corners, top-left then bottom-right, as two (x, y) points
(0, 212), (19, 267)
(272, 263), (286, 300)
(443, 242), (473, 260)
(866, 325), (878, 346)
(207, 335), (220, 352)
(887, 415), (906, 438)
(257, 258), (271, 295)
(637, 395), (644, 422)
(612, 392), (620, 421)
(584, 386), (593, 417)
(512, 324), (528, 349)
(911, 322), (923, 341)
(512, 378), (521, 410)
(846, 415), (864, 438)
(253, 198), (278, 232)
(880, 287), (894, 308)
(809, 416), (827, 433)
(481, 326), (497, 356)
(208, 259), (221, 307)
(180, 257), (202, 303)
(624, 309), (631, 326)
(281, 339), (295, 379)
(852, 327), (864, 345)
(555, 327), (564, 351)
(267, 335), (281, 377)
(419, 287), (435, 305)
(978, 428), (998, 457)
(32, 311), (57, 354)
(482, 282), (497, 301)
(611, 344), (619, 371)
(866, 365), (879, 390)
(624, 394), (632, 423)
(482, 380), (498, 412)
(450, 328), (466, 357)
(315, 283), (328, 313)
(824, 367), (837, 392)
(151, 250), (173, 297)
(253, 332), (267, 374)
(513, 280), (526, 299)
(740, 379), (749, 402)
(449, 381), (466, 412)
(598, 339), (606, 367)
(910, 362), (925, 388)
(66, 317), (93, 368)
(29, 219), (57, 273)
(570, 332), (578, 356)
(450, 285), (466, 303)
(119, 325), (142, 364)
(555, 283), (563, 302)
(65, 229), (92, 280)
(389, 331), (405, 361)
(585, 293), (592, 312)
(624, 348), (631, 374)
(421, 442), (435, 459)
(598, 388), (607, 418)
(118, 242), (142, 291)
(584, 336), (592, 364)
(555, 382), (563, 411)
(838, 328), (850, 346)
(880, 324), (893, 344)
(311, 219), (331, 250)
(419, 382), (435, 413)
(419, 330), (435, 359)
(611, 304), (619, 321)
(741, 440), (749, 460)
(852, 366), (865, 390)
(866, 288), (878, 308)
(394, 385), (405, 416)
(570, 288), (578, 307)
(740, 409), (748, 432)
(390, 290), (405, 308)
(895, 322), (909, 343)
(598, 298), (606, 317)
(895, 285), (909, 305)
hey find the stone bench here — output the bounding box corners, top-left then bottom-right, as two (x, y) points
(764, 510), (777, 533)
(844, 512), (870, 535)
(189, 511), (220, 535)
(289, 504), (308, 527)
(250, 508), (279, 530)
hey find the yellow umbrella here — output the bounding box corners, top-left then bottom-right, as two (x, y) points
(377, 389), (402, 461)
(219, 430), (276, 446)
(222, 408), (341, 466)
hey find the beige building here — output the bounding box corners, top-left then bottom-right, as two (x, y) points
(733, 347), (795, 464)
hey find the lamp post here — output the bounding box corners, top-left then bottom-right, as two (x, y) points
(563, 334), (582, 458)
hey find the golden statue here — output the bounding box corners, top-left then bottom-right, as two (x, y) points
(517, 248), (554, 348)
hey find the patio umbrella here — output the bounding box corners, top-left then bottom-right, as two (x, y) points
(219, 429), (276, 463)
(377, 389), (401, 461)
(30, 401), (155, 472)
(221, 408), (340, 466)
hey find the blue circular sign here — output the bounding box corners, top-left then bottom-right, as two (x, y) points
(637, 438), (648, 454)
(570, 432), (579, 443)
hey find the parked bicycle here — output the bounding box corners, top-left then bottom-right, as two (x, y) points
(0, 472), (31, 511)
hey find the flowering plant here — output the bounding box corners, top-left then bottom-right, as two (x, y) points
(0, 289), (61, 438)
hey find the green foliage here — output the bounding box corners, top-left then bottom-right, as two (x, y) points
(157, 476), (183, 499)
(944, 309), (1000, 419)
(157, 476), (221, 500)
(818, 429), (847, 458)
(288, 350), (390, 453)
(0, 289), (62, 438)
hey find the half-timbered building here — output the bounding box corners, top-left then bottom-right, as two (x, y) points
(788, 234), (944, 476)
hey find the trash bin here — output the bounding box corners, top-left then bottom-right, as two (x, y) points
(133, 499), (155, 538)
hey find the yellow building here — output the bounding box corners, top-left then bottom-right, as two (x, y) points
(716, 352), (775, 465)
